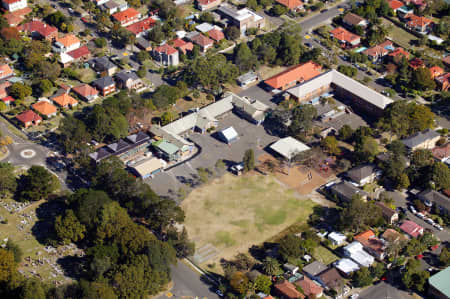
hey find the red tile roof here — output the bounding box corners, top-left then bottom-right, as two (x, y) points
(16, 110), (42, 124)
(125, 17), (156, 35)
(1, 95), (14, 103)
(363, 45), (388, 57)
(155, 43), (178, 55)
(56, 34), (80, 47)
(354, 230), (385, 256)
(20, 20), (58, 37)
(4, 13), (23, 26)
(72, 84), (99, 98)
(66, 45), (90, 60)
(3, 0), (24, 4)
(388, 47), (410, 59)
(429, 66), (444, 78)
(112, 8), (140, 23)
(407, 14), (433, 28)
(191, 33), (214, 47)
(275, 0), (304, 9)
(432, 143), (450, 161)
(171, 38), (194, 54)
(275, 280), (304, 299)
(52, 93), (78, 107)
(400, 220), (423, 238)
(388, 0), (404, 10)
(0, 64), (13, 79)
(409, 57), (424, 69)
(197, 0), (220, 4)
(32, 101), (57, 116)
(265, 61), (322, 90)
(443, 56), (450, 66)
(207, 28), (225, 42)
(330, 27), (360, 43)
(294, 276), (323, 297)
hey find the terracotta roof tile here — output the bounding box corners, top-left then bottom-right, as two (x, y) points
(16, 110), (42, 124)
(56, 34), (80, 47)
(112, 8), (140, 23)
(275, 280), (305, 299)
(275, 0), (304, 9)
(207, 28), (224, 41)
(52, 93), (78, 107)
(265, 61), (322, 90)
(429, 66), (444, 78)
(32, 101), (57, 116)
(343, 12), (366, 26)
(190, 33), (214, 47)
(294, 276), (323, 297)
(125, 17), (156, 35)
(388, 0), (404, 10)
(155, 43), (178, 55)
(0, 64), (13, 78)
(66, 45), (90, 60)
(330, 27), (360, 43)
(388, 47), (409, 59)
(72, 84), (99, 98)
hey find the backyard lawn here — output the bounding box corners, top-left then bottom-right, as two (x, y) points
(182, 173), (317, 273)
(382, 18), (418, 49)
(312, 245), (339, 265)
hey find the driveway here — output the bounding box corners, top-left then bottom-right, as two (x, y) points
(238, 84), (278, 109)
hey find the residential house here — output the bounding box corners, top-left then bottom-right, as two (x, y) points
(354, 230), (386, 260)
(330, 27), (361, 48)
(60, 45), (91, 67)
(265, 61), (322, 91)
(443, 55), (450, 67)
(92, 76), (116, 96)
(388, 0), (405, 12)
(129, 157), (165, 179)
(401, 129), (440, 151)
(318, 268), (345, 294)
(343, 241), (375, 267)
(1, 96), (14, 106)
(381, 228), (407, 244)
(363, 41), (393, 62)
(89, 57), (118, 77)
(0, 64), (14, 80)
(432, 143), (450, 162)
(397, 5), (413, 18)
(428, 266), (450, 299)
(72, 84), (99, 102)
(294, 276), (323, 298)
(3, 6), (30, 26)
(112, 7), (141, 26)
(32, 100), (57, 118)
(15, 110), (42, 128)
(409, 57), (424, 69)
(101, 0), (120, 14)
(216, 3), (265, 36)
(2, 0), (27, 12)
(275, 0), (304, 12)
(0, 81), (11, 98)
(375, 202), (399, 224)
(207, 28), (225, 42)
(51, 93), (78, 109)
(196, 0), (222, 11)
(329, 181), (368, 203)
(93, 0), (110, 6)
(346, 164), (379, 186)
(399, 220), (424, 238)
(406, 14), (433, 33)
(418, 189), (450, 216)
(171, 38), (193, 54)
(408, 0), (427, 10)
(274, 280), (304, 299)
(302, 261), (328, 281)
(342, 12), (368, 28)
(327, 232), (346, 246)
(153, 140), (180, 161)
(429, 66), (444, 79)
(189, 33), (214, 52)
(153, 44), (179, 66)
(115, 71), (144, 90)
(20, 20), (58, 41)
(388, 47), (410, 62)
(436, 73), (450, 92)
(125, 17), (156, 37)
(136, 37), (152, 51)
(52, 34), (81, 53)
(334, 258), (360, 276)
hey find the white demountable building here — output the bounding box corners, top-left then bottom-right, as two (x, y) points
(328, 232), (347, 246)
(343, 242), (374, 267)
(270, 137), (311, 160)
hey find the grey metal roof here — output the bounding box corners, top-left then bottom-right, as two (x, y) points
(89, 147), (112, 161)
(360, 282), (412, 299)
(401, 129), (440, 149)
(91, 56), (117, 71)
(103, 0), (119, 9)
(115, 71), (140, 83)
(237, 71), (258, 84)
(302, 261), (328, 276)
(136, 37), (151, 48)
(287, 70), (393, 110)
(126, 131), (150, 144)
(346, 164), (376, 182)
(107, 139), (131, 152)
(330, 181), (368, 201)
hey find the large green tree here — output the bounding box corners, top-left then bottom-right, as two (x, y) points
(340, 197), (383, 231)
(17, 166), (60, 201)
(0, 162), (16, 197)
(55, 209), (87, 244)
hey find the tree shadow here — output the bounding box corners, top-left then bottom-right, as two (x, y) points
(32, 198), (67, 245)
(56, 255), (86, 280)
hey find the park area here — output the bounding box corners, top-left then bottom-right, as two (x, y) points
(182, 173), (317, 273)
(0, 197), (81, 286)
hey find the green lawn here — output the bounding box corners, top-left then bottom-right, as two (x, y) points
(312, 245), (339, 265)
(382, 18), (418, 49)
(182, 173), (317, 272)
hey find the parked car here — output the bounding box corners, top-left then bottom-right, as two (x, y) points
(216, 290), (224, 297)
(435, 224), (443, 231)
(426, 218), (435, 225)
(415, 254), (424, 260)
(424, 199), (432, 207)
(68, 7), (74, 14)
(321, 8), (329, 12)
(81, 17), (88, 23)
(416, 212), (425, 219)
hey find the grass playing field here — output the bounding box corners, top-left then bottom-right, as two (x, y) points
(181, 173), (317, 273)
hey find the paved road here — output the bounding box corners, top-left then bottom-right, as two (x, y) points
(300, 1), (351, 34)
(157, 261), (220, 299)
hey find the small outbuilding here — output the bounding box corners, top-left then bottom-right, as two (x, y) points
(328, 232), (347, 246)
(218, 126), (238, 144)
(236, 71), (258, 88)
(130, 157), (166, 179)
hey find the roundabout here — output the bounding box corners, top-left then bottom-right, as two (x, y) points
(20, 149), (36, 159)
